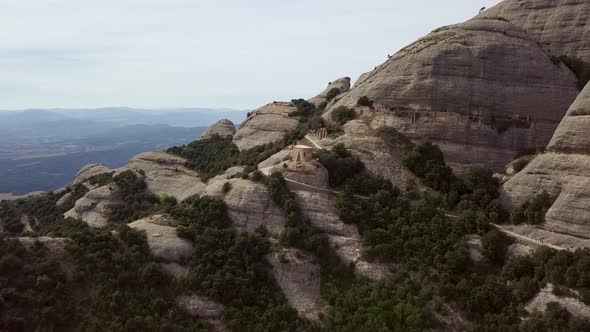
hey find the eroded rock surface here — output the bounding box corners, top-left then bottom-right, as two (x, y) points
(200, 119), (236, 140)
(74, 164), (113, 184)
(526, 284), (590, 319)
(233, 102), (299, 150)
(483, 0), (590, 61)
(176, 295), (227, 331)
(128, 214), (193, 263)
(325, 18), (578, 171)
(64, 185), (121, 227)
(204, 178), (285, 235)
(502, 84), (590, 239)
(266, 248), (325, 321)
(291, 188), (390, 280)
(126, 151), (206, 202)
(307, 77), (351, 107)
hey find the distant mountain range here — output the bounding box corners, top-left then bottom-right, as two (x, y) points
(0, 107), (248, 194)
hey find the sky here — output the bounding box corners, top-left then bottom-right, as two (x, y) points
(0, 0), (502, 111)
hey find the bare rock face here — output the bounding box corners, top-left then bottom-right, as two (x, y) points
(322, 120), (417, 188)
(269, 160), (330, 189)
(126, 151), (206, 202)
(64, 184), (121, 227)
(290, 188), (390, 280)
(233, 102), (299, 150)
(266, 248), (325, 321)
(204, 178), (285, 235)
(200, 119), (236, 140)
(74, 164), (113, 184)
(257, 149), (292, 169)
(325, 18), (579, 171)
(502, 84), (590, 239)
(483, 0), (590, 61)
(175, 295), (227, 331)
(307, 77), (352, 107)
(128, 214), (194, 263)
(526, 284), (590, 319)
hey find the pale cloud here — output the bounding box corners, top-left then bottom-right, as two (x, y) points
(0, 0), (502, 110)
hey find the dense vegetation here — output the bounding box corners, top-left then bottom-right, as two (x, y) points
(0, 236), (75, 331)
(166, 195), (306, 331)
(46, 220), (209, 331)
(0, 184), (87, 234)
(107, 170), (159, 223)
(331, 106), (357, 125)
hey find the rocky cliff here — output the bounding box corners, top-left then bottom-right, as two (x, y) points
(483, 0), (590, 61)
(325, 18), (579, 171)
(502, 83), (590, 238)
(233, 102), (299, 150)
(199, 119), (236, 140)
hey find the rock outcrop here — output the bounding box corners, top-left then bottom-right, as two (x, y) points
(290, 188), (390, 280)
(204, 178), (285, 235)
(483, 0), (590, 61)
(266, 248), (325, 321)
(200, 119), (236, 140)
(307, 77), (352, 107)
(64, 184), (122, 227)
(502, 84), (590, 239)
(128, 214), (194, 263)
(176, 295), (227, 331)
(321, 120), (416, 188)
(74, 164), (113, 184)
(325, 18), (579, 171)
(268, 159), (330, 189)
(126, 152), (206, 201)
(233, 102), (299, 150)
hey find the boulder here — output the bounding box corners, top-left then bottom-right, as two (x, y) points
(128, 214), (194, 263)
(200, 119), (236, 140)
(64, 184), (122, 227)
(307, 77), (352, 107)
(325, 18), (579, 171)
(233, 102), (299, 150)
(268, 160), (330, 189)
(126, 151), (206, 202)
(483, 0), (590, 61)
(502, 84), (590, 239)
(266, 248), (325, 321)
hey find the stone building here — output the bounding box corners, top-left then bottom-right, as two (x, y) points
(292, 145), (313, 163)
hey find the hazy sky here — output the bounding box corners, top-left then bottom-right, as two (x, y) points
(0, 0), (502, 110)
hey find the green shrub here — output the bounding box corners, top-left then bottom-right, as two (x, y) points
(356, 96), (374, 108)
(325, 87), (341, 102)
(331, 106), (357, 125)
(512, 158), (530, 173)
(222, 182), (232, 194)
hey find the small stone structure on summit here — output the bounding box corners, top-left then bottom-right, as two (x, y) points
(292, 145), (313, 163)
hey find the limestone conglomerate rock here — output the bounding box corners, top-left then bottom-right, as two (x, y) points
(233, 102), (299, 150)
(204, 178), (285, 235)
(266, 248), (325, 321)
(199, 119), (236, 140)
(307, 77), (352, 107)
(502, 85), (590, 239)
(269, 160), (330, 189)
(74, 164), (113, 184)
(325, 18), (579, 171)
(257, 149), (292, 169)
(322, 120), (417, 188)
(128, 214), (194, 263)
(290, 188), (390, 280)
(175, 295), (225, 319)
(126, 151), (206, 202)
(483, 0), (590, 61)
(64, 184), (121, 227)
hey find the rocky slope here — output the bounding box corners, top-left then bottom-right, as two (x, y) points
(325, 18), (579, 171)
(483, 0), (590, 61)
(233, 102), (299, 150)
(502, 83), (590, 238)
(307, 77), (351, 107)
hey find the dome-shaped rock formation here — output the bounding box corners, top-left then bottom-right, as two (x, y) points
(233, 102), (299, 150)
(199, 119), (236, 140)
(483, 0), (590, 61)
(325, 18), (579, 171)
(502, 83), (590, 238)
